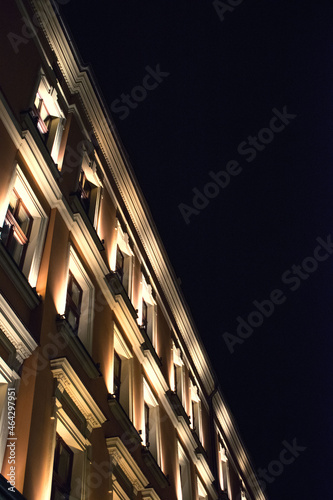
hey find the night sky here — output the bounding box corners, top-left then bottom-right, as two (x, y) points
(59, 1), (333, 498)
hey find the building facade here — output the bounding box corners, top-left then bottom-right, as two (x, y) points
(0, 1), (266, 499)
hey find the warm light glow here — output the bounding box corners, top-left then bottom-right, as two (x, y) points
(54, 254), (69, 316)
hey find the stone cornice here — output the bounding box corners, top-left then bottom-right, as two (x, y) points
(50, 357), (106, 432)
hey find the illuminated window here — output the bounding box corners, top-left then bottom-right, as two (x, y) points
(218, 441), (229, 492)
(115, 246), (124, 283)
(143, 379), (161, 465)
(113, 324), (133, 419)
(77, 152), (102, 229)
(190, 378), (202, 442)
(1, 189), (33, 269)
(178, 442), (192, 500)
(0, 166), (48, 287)
(31, 74), (65, 164)
(140, 274), (157, 346)
(65, 248), (95, 353)
(113, 219), (133, 297)
(173, 343), (185, 405)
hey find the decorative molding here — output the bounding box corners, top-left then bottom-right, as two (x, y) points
(141, 488), (162, 500)
(106, 437), (148, 494)
(0, 294), (37, 364)
(50, 358), (106, 432)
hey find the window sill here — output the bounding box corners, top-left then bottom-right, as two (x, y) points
(0, 243), (40, 309)
(191, 429), (208, 460)
(141, 447), (170, 489)
(69, 194), (104, 252)
(107, 396), (141, 448)
(20, 111), (60, 181)
(140, 328), (162, 368)
(165, 389), (190, 425)
(56, 316), (101, 379)
(105, 272), (137, 321)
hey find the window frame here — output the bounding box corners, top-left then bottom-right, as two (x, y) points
(51, 433), (74, 500)
(143, 378), (161, 466)
(113, 323), (133, 420)
(76, 151), (103, 230)
(190, 378), (202, 442)
(65, 270), (83, 334)
(140, 274), (157, 347)
(112, 219), (134, 298)
(64, 247), (95, 354)
(31, 72), (66, 164)
(0, 165), (48, 288)
(178, 441), (192, 500)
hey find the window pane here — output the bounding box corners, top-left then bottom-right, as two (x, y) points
(66, 309), (78, 332)
(116, 246), (124, 281)
(70, 279), (82, 308)
(16, 203), (31, 235)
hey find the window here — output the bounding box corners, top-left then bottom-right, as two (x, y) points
(113, 351), (121, 401)
(172, 343), (185, 405)
(50, 358), (106, 500)
(31, 73), (65, 164)
(218, 441), (229, 492)
(64, 248), (94, 353)
(1, 189), (33, 269)
(178, 442), (192, 500)
(113, 324), (133, 419)
(140, 274), (156, 346)
(190, 378), (202, 442)
(112, 220), (133, 297)
(52, 433), (74, 500)
(0, 166), (48, 287)
(65, 271), (83, 333)
(143, 379), (161, 465)
(115, 246), (124, 283)
(77, 152), (102, 229)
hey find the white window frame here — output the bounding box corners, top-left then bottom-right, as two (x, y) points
(112, 219), (134, 298)
(139, 273), (157, 346)
(177, 441), (192, 500)
(0, 165), (48, 288)
(66, 247), (95, 354)
(218, 441), (230, 493)
(33, 72), (66, 164)
(172, 342), (185, 406)
(190, 379), (202, 442)
(79, 150), (103, 230)
(113, 323), (133, 421)
(143, 378), (161, 466)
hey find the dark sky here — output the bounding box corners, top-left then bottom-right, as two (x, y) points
(59, 1), (333, 498)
